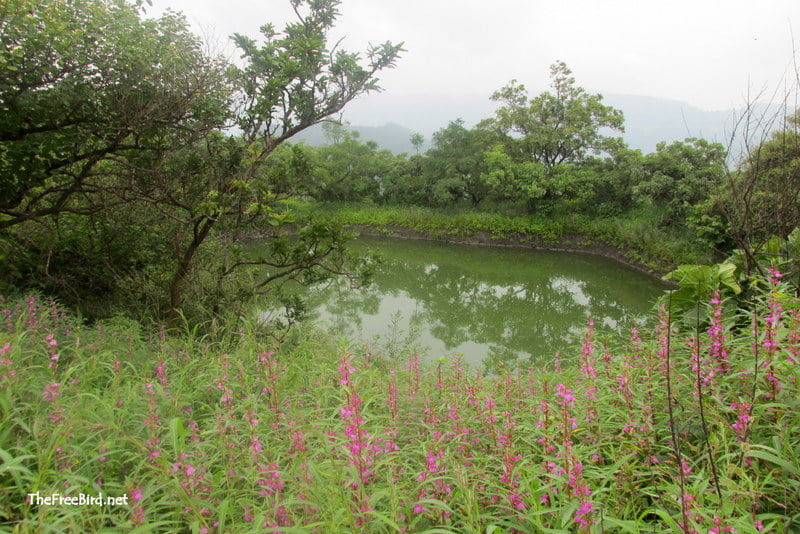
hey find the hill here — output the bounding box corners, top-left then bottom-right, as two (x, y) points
(294, 93), (771, 155)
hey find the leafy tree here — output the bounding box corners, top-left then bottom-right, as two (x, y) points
(582, 148), (646, 215)
(410, 132), (424, 154)
(632, 138), (726, 227)
(310, 134), (393, 202)
(0, 0), (229, 227)
(484, 61), (624, 174)
(322, 120), (349, 144)
(481, 143), (603, 214)
(134, 0), (402, 323)
(475, 61), (624, 212)
(0, 0), (403, 325)
(379, 154), (429, 206)
(424, 120), (495, 206)
(481, 143), (546, 204)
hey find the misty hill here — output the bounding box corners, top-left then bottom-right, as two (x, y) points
(602, 94), (736, 152)
(293, 122), (419, 154)
(293, 93), (756, 155)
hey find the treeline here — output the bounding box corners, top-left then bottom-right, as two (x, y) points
(286, 61), (798, 265)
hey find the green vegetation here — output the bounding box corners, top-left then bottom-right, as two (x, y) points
(0, 0), (402, 325)
(2, 269), (799, 531)
(3, 0), (797, 321)
(300, 202), (712, 271)
(2, 0), (800, 531)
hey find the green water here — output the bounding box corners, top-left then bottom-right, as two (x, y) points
(291, 236), (667, 368)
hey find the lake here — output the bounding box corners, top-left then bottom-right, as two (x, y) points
(279, 235), (668, 369)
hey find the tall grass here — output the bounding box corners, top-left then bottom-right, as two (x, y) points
(1, 281), (798, 532)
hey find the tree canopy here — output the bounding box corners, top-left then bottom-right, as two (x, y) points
(0, 0), (402, 324)
(484, 61), (625, 171)
(0, 0), (229, 227)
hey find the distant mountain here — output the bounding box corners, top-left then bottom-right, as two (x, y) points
(293, 122), (419, 154)
(292, 93), (775, 155)
(602, 94), (736, 152)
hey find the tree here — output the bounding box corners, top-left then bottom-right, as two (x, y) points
(309, 134), (392, 202)
(410, 132), (424, 154)
(0, 0), (403, 325)
(133, 0), (402, 323)
(0, 0), (229, 228)
(379, 153), (429, 206)
(484, 61), (624, 173)
(481, 143), (545, 203)
(424, 120), (495, 206)
(581, 147), (645, 216)
(322, 120), (349, 144)
(717, 108), (800, 275)
(632, 138), (727, 227)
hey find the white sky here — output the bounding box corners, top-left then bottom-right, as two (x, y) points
(149, 0), (799, 115)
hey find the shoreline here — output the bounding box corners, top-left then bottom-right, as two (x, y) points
(346, 224), (675, 282)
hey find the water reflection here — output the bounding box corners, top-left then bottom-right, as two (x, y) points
(299, 236), (667, 369)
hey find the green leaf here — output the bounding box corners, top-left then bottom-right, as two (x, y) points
(639, 508), (684, 532)
(168, 417), (185, 456)
(745, 447), (800, 476)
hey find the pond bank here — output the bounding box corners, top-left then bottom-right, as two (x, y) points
(347, 224), (675, 281)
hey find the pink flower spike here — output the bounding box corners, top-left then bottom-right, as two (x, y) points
(42, 382), (61, 402)
(575, 501), (595, 529)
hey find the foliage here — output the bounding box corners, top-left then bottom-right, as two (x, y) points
(580, 148), (645, 216)
(424, 120), (496, 206)
(585, 211), (713, 269)
(409, 132), (425, 154)
(716, 110), (800, 276)
(378, 154), (431, 206)
(483, 61), (625, 172)
(312, 202), (571, 241)
(0, 0), (229, 226)
(482, 143), (547, 204)
(307, 134), (394, 202)
(462, 62), (626, 212)
(665, 229), (799, 323)
(2, 276), (799, 531)
(632, 138), (727, 228)
(664, 262), (741, 318)
(0, 0), (403, 325)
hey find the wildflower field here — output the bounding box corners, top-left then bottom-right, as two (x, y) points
(1, 276), (798, 532)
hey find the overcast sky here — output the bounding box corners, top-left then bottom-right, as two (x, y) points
(149, 0), (799, 125)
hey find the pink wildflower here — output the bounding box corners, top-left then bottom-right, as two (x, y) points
(555, 383), (575, 405)
(338, 354), (355, 386)
(580, 318), (597, 379)
(575, 501), (595, 530)
(730, 401), (752, 441)
(0, 349), (14, 382)
(43, 382), (61, 402)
